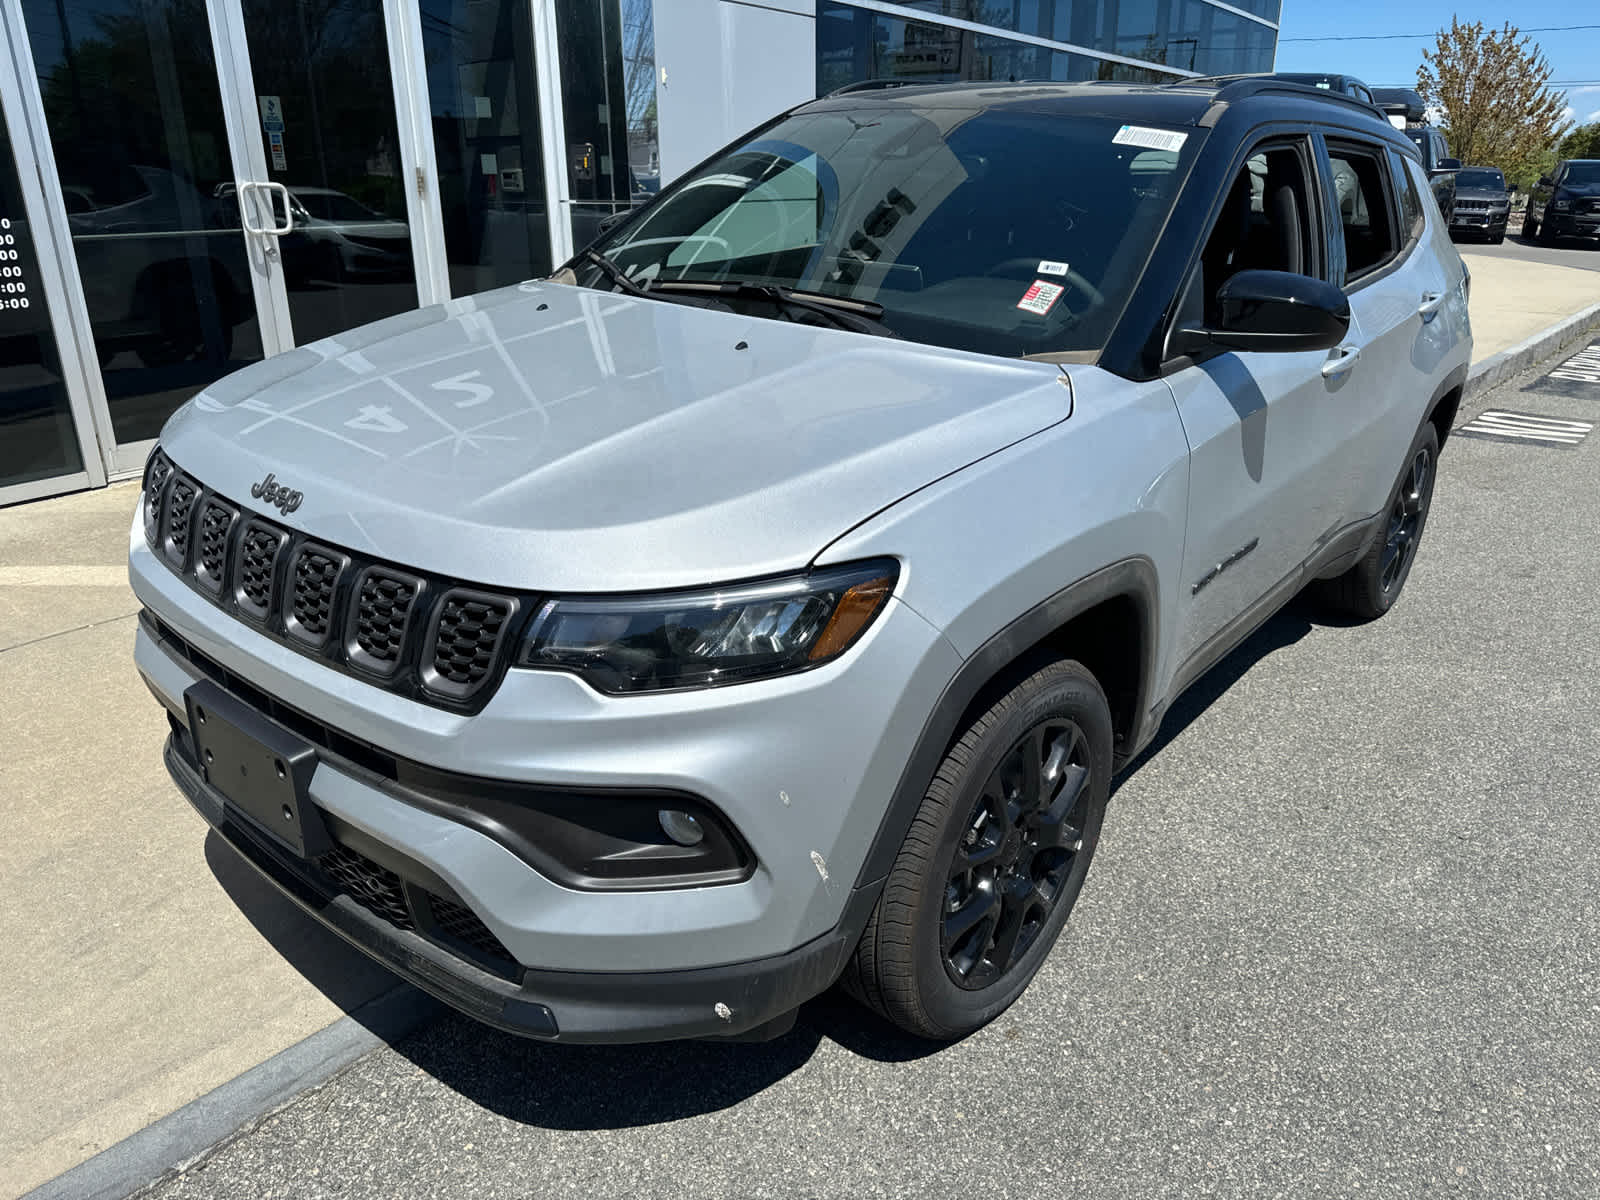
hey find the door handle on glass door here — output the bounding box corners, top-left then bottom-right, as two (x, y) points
(1321, 345), (1361, 378)
(1417, 291), (1445, 320)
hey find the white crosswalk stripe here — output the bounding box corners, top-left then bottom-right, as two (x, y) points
(1456, 409), (1594, 448)
(1549, 345), (1600, 384)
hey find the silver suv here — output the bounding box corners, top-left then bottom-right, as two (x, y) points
(131, 78), (1471, 1043)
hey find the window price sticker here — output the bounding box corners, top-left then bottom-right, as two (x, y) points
(1112, 124), (1188, 153)
(1016, 279), (1065, 316)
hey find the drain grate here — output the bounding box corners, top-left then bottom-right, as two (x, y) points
(1456, 410), (1594, 448)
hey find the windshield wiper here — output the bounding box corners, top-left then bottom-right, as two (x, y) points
(581, 248), (651, 297)
(646, 280), (898, 338)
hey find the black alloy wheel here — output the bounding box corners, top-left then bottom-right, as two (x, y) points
(843, 656), (1113, 1040)
(1379, 442), (1431, 597)
(942, 718), (1092, 989)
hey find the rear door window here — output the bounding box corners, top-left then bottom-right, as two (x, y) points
(1324, 143), (1398, 284)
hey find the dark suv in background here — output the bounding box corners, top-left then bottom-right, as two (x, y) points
(1400, 126), (1460, 223)
(1524, 159), (1600, 245)
(1449, 167), (1510, 243)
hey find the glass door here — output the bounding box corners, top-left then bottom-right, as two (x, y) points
(216, 0), (422, 347)
(16, 0), (276, 473)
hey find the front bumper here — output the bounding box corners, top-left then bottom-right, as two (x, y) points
(1449, 211), (1508, 237)
(162, 728), (873, 1041)
(131, 511), (961, 1040)
(1544, 210), (1600, 239)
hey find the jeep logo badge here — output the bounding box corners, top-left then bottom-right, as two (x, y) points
(251, 472), (303, 515)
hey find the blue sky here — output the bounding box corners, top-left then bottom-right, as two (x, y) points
(1274, 2), (1600, 127)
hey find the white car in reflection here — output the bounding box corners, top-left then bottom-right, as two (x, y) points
(278, 187), (411, 284)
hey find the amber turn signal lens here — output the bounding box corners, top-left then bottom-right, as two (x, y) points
(808, 575), (894, 662)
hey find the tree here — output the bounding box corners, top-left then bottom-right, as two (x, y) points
(1557, 122), (1600, 161)
(1417, 19), (1570, 188)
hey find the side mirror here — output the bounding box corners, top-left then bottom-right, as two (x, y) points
(1173, 270), (1350, 357)
(1538, 174), (1553, 187)
(1437, 157), (1462, 172)
(596, 210), (631, 237)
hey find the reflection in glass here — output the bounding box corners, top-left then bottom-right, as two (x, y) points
(555, 0), (638, 250)
(817, 1), (1277, 89)
(22, 0), (263, 446)
(0, 98), (83, 491)
(421, 0), (552, 295)
(241, 0), (417, 343)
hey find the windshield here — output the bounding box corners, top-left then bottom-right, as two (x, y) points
(578, 103), (1202, 358)
(1455, 169), (1504, 189)
(1562, 162), (1600, 186)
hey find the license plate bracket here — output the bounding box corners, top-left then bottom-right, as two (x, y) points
(184, 679), (328, 859)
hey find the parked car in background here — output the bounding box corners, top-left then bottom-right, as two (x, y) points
(1523, 159), (1600, 245)
(1449, 167), (1510, 243)
(281, 188), (412, 283)
(1400, 126), (1460, 223)
(1372, 87), (1424, 132)
(132, 76), (1471, 1044)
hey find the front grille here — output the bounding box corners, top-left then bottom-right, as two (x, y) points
(287, 546), (342, 646)
(427, 591), (515, 698)
(164, 477), (199, 566)
(318, 845), (414, 931)
(428, 892), (516, 966)
(352, 569), (419, 672)
(194, 499), (236, 594)
(235, 522), (285, 620)
(143, 452), (525, 712)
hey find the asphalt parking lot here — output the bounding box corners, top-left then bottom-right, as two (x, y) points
(1454, 223), (1600, 272)
(134, 344), (1600, 1200)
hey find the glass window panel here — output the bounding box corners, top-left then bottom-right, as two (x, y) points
(555, 0), (634, 250)
(421, 0), (553, 295)
(21, 0), (263, 446)
(241, 0), (418, 344)
(0, 96), (83, 489)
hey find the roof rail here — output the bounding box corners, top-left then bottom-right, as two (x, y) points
(825, 78), (917, 98)
(1187, 75), (1387, 118)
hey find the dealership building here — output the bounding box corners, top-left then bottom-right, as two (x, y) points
(0, 0), (1279, 505)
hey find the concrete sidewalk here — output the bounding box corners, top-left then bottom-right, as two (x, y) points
(2, 255), (1597, 1200)
(0, 486), (398, 1198)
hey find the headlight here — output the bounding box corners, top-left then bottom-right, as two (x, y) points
(518, 559), (898, 693)
(1554, 196), (1571, 211)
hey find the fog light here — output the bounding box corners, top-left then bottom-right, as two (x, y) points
(658, 809), (705, 846)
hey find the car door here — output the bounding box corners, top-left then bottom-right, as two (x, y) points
(1161, 134), (1359, 674)
(1317, 136), (1448, 524)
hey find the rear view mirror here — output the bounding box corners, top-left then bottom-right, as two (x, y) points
(1173, 269), (1350, 356)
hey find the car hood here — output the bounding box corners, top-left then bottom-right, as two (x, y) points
(159, 281), (1070, 591)
(1455, 186), (1508, 203)
(1557, 182), (1600, 198)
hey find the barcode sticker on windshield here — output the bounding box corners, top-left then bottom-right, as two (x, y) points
(1112, 125), (1188, 153)
(1037, 260), (1070, 276)
(1016, 279), (1065, 316)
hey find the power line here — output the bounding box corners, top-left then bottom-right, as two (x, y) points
(1280, 23), (1600, 43)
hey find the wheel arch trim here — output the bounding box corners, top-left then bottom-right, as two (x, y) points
(852, 556), (1158, 892)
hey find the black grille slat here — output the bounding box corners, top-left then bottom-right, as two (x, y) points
(351, 570), (419, 673)
(286, 546), (343, 647)
(193, 500), (236, 594)
(318, 845), (414, 930)
(144, 452), (173, 539)
(426, 591), (514, 698)
(145, 455), (522, 711)
(235, 522), (286, 621)
(164, 477), (199, 567)
(427, 892), (516, 966)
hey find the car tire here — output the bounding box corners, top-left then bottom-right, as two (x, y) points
(842, 655), (1112, 1040)
(1321, 420), (1440, 621)
(1491, 231), (1505, 245)
(1521, 216), (1537, 239)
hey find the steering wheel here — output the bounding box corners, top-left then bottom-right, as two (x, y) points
(983, 257), (1108, 311)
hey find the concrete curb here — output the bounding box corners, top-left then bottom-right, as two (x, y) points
(23, 985), (441, 1200)
(1464, 300), (1600, 399)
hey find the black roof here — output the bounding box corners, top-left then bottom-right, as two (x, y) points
(809, 76), (1403, 140)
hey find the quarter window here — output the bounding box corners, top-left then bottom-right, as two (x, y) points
(1325, 145), (1397, 283)
(1389, 149), (1424, 242)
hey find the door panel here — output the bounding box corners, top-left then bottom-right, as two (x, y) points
(19, 0), (265, 448)
(237, 0), (418, 345)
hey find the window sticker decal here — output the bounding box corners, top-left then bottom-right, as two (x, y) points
(1016, 279), (1065, 316)
(1112, 125), (1188, 153)
(1037, 260), (1070, 277)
